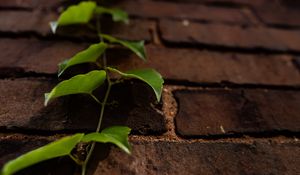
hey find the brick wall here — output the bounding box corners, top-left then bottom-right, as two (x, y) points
(0, 0), (299, 174)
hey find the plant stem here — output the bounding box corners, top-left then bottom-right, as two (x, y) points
(96, 14), (107, 68)
(81, 75), (111, 175)
(81, 14), (111, 175)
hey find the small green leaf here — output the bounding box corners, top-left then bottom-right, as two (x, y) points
(45, 70), (106, 106)
(95, 6), (129, 23)
(101, 34), (146, 61)
(108, 67), (163, 101)
(1, 134), (84, 175)
(50, 1), (97, 33)
(82, 126), (131, 154)
(58, 42), (107, 77)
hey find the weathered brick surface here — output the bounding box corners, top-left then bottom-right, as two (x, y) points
(56, 18), (154, 41)
(42, 139), (300, 175)
(175, 89), (300, 137)
(1, 0), (300, 174)
(0, 0), (63, 9)
(0, 134), (75, 174)
(255, 8), (300, 27)
(160, 19), (300, 51)
(0, 78), (166, 134)
(0, 10), (153, 41)
(95, 139), (300, 175)
(156, 0), (272, 8)
(1, 134), (299, 175)
(122, 46), (300, 86)
(118, 0), (251, 25)
(0, 10), (55, 36)
(249, 1), (300, 27)
(1, 38), (300, 86)
(0, 38), (87, 75)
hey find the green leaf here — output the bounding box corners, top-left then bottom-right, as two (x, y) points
(107, 67), (163, 101)
(95, 6), (129, 23)
(101, 34), (146, 61)
(50, 1), (97, 33)
(45, 70), (106, 106)
(1, 134), (84, 175)
(58, 42), (108, 77)
(82, 126), (131, 154)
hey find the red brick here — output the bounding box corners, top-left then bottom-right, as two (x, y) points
(118, 0), (251, 25)
(0, 10), (153, 40)
(94, 139), (300, 175)
(159, 19), (300, 51)
(1, 39), (300, 86)
(0, 78), (166, 134)
(252, 1), (300, 27)
(0, 10), (55, 36)
(1, 134), (299, 175)
(156, 0), (272, 7)
(175, 89), (300, 136)
(0, 0), (62, 9)
(109, 46), (300, 86)
(0, 38), (87, 75)
(0, 134), (75, 174)
(255, 9), (300, 27)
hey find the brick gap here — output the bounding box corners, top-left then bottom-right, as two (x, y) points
(161, 86), (179, 140)
(0, 68), (55, 79)
(161, 40), (300, 55)
(175, 129), (300, 140)
(149, 19), (162, 45)
(131, 134), (300, 144)
(164, 80), (300, 91)
(1, 76), (300, 92)
(292, 56), (300, 73)
(153, 0), (249, 9)
(0, 7), (32, 11)
(1, 133), (298, 145)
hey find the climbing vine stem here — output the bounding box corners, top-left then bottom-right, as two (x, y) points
(0, 2), (164, 175)
(82, 74), (112, 175)
(81, 15), (112, 175)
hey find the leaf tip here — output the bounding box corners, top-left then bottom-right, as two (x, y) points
(49, 21), (58, 34)
(44, 93), (50, 106)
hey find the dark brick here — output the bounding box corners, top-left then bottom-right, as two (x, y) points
(175, 89), (300, 136)
(2, 134), (299, 175)
(55, 18), (154, 41)
(93, 139), (300, 175)
(255, 9), (300, 28)
(0, 134), (75, 175)
(156, 0), (273, 8)
(0, 0), (63, 9)
(0, 10), (153, 41)
(118, 0), (251, 25)
(0, 78), (166, 134)
(159, 19), (300, 51)
(1, 39), (300, 85)
(109, 46), (300, 86)
(0, 38), (87, 75)
(252, 0), (300, 27)
(0, 10), (55, 36)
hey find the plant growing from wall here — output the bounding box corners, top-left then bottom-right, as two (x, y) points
(1, 1), (163, 175)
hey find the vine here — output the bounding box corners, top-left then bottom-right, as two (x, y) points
(1, 1), (163, 175)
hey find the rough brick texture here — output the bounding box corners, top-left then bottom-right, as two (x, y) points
(0, 78), (166, 134)
(1, 135), (299, 175)
(0, 10), (153, 41)
(95, 139), (300, 175)
(1, 39), (299, 86)
(118, 0), (252, 25)
(160, 19), (300, 52)
(175, 89), (300, 137)
(1, 0), (300, 174)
